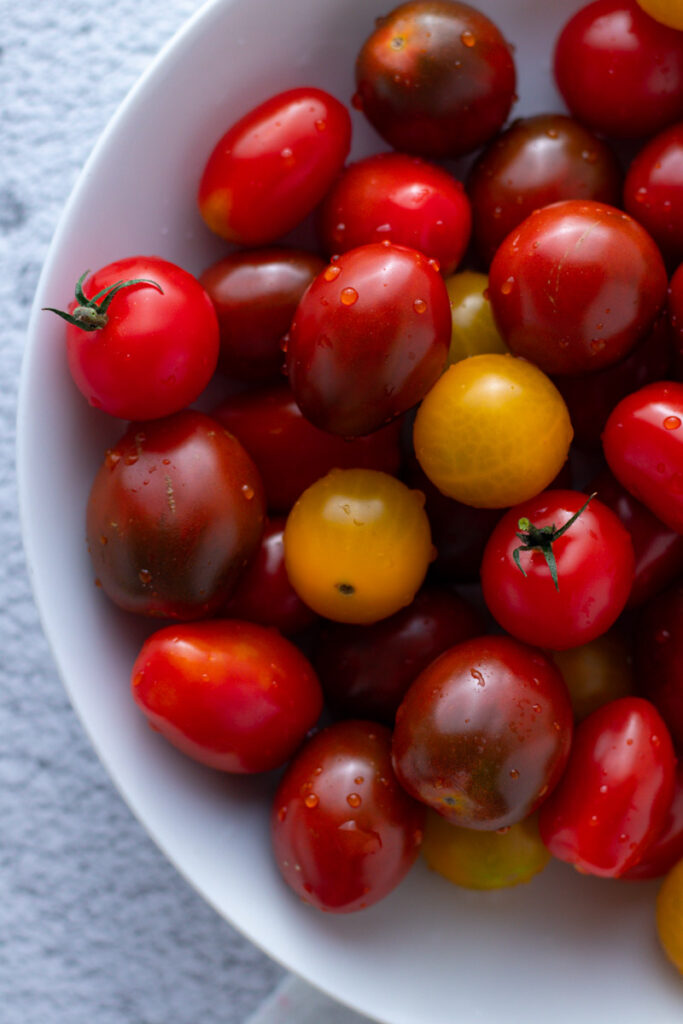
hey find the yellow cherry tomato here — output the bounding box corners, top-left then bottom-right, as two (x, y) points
(422, 811), (550, 890)
(550, 630), (635, 722)
(284, 468), (432, 624)
(657, 857), (683, 974)
(413, 354), (573, 508)
(445, 271), (508, 366)
(636, 0), (683, 30)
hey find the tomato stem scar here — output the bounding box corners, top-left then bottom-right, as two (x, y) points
(512, 492), (597, 591)
(43, 270), (163, 332)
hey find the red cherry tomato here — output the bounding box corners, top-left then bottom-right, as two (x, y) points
(319, 153), (471, 276)
(635, 582), (683, 749)
(287, 243), (450, 436)
(86, 411), (265, 620)
(199, 249), (324, 380)
(603, 381), (683, 534)
(481, 490), (635, 650)
(56, 257), (219, 420)
(314, 587), (483, 723)
(392, 635), (573, 831)
(489, 200), (668, 376)
(131, 620), (322, 773)
(354, 1), (516, 158)
(622, 765), (683, 880)
(198, 88), (351, 246)
(624, 122), (683, 264)
(554, 0), (683, 139)
(212, 383), (403, 512)
(271, 721), (425, 912)
(538, 697), (677, 878)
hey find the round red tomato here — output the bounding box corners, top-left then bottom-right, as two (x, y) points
(271, 720), (424, 912)
(198, 88), (351, 246)
(635, 582), (683, 749)
(489, 200), (668, 376)
(53, 257), (219, 420)
(554, 0), (683, 139)
(538, 697), (677, 877)
(392, 635), (573, 831)
(624, 122), (683, 265)
(622, 764), (683, 880)
(131, 620), (322, 773)
(602, 381), (683, 534)
(287, 243), (450, 436)
(481, 490), (635, 650)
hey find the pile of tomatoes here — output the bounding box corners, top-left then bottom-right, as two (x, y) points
(49, 0), (683, 975)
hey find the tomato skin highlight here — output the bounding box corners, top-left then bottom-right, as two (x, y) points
(624, 123), (683, 265)
(622, 765), (683, 880)
(538, 697), (677, 878)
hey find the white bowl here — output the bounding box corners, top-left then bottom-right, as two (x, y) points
(17, 1), (683, 1021)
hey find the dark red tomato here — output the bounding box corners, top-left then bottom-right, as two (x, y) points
(624, 122), (683, 264)
(87, 411), (265, 619)
(554, 0), (683, 139)
(222, 517), (317, 635)
(635, 582), (683, 749)
(553, 312), (672, 449)
(287, 243), (450, 436)
(199, 249), (324, 380)
(668, 261), (683, 376)
(591, 468), (683, 607)
(314, 587), (483, 723)
(392, 635), (573, 831)
(271, 720), (424, 912)
(198, 88), (351, 246)
(467, 114), (622, 266)
(603, 381), (683, 533)
(538, 697), (677, 877)
(481, 490), (635, 651)
(623, 765), (683, 879)
(355, 1), (516, 158)
(319, 153), (471, 276)
(58, 257), (219, 420)
(489, 200), (668, 376)
(212, 384), (403, 511)
(131, 620), (322, 772)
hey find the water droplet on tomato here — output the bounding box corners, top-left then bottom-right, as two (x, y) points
(635, 187), (648, 204)
(280, 146), (293, 159)
(341, 287), (358, 306)
(546, 128), (559, 139)
(532, 703), (542, 713)
(428, 258), (440, 272)
(241, 484), (255, 500)
(460, 30), (476, 46)
(354, 776), (364, 785)
(664, 416), (681, 430)
(500, 277), (515, 295)
(413, 298), (427, 314)
(509, 769), (520, 780)
(315, 119), (326, 132)
(139, 569), (152, 584)
(304, 793), (319, 809)
(347, 793), (362, 808)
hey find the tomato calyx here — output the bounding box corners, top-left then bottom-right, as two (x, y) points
(513, 493), (596, 591)
(44, 270), (163, 332)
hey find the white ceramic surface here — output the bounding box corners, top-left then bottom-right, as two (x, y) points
(17, 1), (683, 1022)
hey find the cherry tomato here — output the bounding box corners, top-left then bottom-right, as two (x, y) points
(635, 582), (683, 749)
(392, 636), (573, 831)
(657, 857), (683, 973)
(624, 123), (683, 265)
(623, 765), (683, 879)
(603, 381), (683, 534)
(445, 271), (508, 365)
(284, 469), (432, 624)
(131, 620), (322, 773)
(422, 811), (550, 890)
(87, 411), (265, 619)
(212, 384), (403, 512)
(489, 200), (668, 376)
(53, 257), (219, 420)
(199, 249), (324, 380)
(319, 153), (471, 276)
(538, 697), (677, 878)
(468, 114), (622, 266)
(554, 1), (683, 139)
(354, 1), (516, 158)
(481, 490), (635, 651)
(222, 518), (317, 636)
(287, 243), (450, 436)
(637, 0), (683, 30)
(413, 354), (573, 509)
(198, 88), (351, 246)
(271, 720), (425, 912)
(314, 587), (483, 723)
(550, 630), (635, 722)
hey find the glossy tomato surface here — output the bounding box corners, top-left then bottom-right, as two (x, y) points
(392, 635), (573, 831)
(538, 697), (677, 877)
(635, 582), (683, 749)
(198, 87), (351, 245)
(489, 200), (668, 376)
(287, 243), (450, 436)
(131, 620), (322, 772)
(623, 764), (683, 879)
(86, 411), (265, 619)
(271, 721), (425, 912)
(624, 122), (683, 264)
(444, 271), (508, 365)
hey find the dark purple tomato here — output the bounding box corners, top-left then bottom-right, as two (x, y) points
(622, 764), (683, 880)
(86, 411), (265, 619)
(468, 114), (622, 266)
(272, 720), (425, 912)
(354, 1), (516, 158)
(287, 243), (450, 436)
(635, 582), (683, 749)
(392, 635), (573, 831)
(624, 122), (683, 265)
(199, 249), (324, 381)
